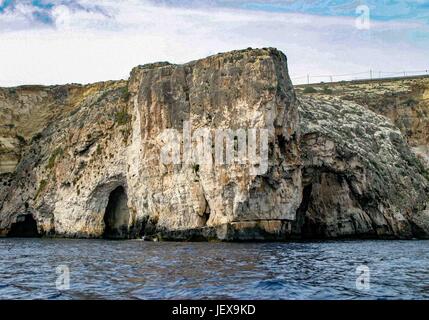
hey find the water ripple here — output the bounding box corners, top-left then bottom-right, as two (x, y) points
(1, 239), (429, 299)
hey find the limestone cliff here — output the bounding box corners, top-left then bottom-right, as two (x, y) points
(295, 97), (429, 238)
(296, 77), (429, 168)
(1, 48), (429, 240)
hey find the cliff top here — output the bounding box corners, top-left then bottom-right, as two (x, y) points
(132, 47), (285, 71)
(0, 48), (286, 91)
(296, 74), (429, 168)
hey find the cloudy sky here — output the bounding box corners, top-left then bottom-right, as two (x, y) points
(0, 0), (429, 86)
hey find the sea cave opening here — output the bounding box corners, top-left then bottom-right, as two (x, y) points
(293, 184), (313, 235)
(8, 214), (40, 237)
(103, 186), (130, 239)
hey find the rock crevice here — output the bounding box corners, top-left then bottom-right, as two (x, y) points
(1, 48), (429, 240)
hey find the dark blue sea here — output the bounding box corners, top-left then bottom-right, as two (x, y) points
(1, 239), (428, 299)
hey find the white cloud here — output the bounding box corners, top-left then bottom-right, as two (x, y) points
(0, 0), (428, 86)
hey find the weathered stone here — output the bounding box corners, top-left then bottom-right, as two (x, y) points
(295, 96), (429, 239)
(0, 48), (301, 240)
(1, 48), (429, 240)
(296, 77), (429, 168)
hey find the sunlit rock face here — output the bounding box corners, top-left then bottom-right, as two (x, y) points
(1, 48), (428, 240)
(0, 48), (302, 240)
(126, 48), (301, 240)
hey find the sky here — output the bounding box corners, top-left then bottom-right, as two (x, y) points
(0, 0), (429, 86)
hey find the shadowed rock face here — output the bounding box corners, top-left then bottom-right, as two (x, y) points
(103, 186), (130, 239)
(295, 77), (429, 168)
(7, 214), (39, 237)
(0, 48), (428, 240)
(294, 97), (429, 239)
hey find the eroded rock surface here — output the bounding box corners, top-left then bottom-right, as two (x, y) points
(0, 48), (301, 240)
(295, 96), (429, 239)
(1, 48), (429, 240)
(296, 77), (429, 168)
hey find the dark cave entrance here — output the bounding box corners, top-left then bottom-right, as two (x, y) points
(293, 183), (327, 238)
(8, 215), (40, 237)
(294, 172), (349, 238)
(292, 184), (313, 236)
(103, 186), (130, 239)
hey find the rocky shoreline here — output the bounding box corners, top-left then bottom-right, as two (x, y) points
(1, 48), (429, 241)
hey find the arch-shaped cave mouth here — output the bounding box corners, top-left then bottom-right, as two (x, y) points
(8, 215), (40, 238)
(103, 186), (130, 239)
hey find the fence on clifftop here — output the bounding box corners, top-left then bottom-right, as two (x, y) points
(291, 69), (429, 85)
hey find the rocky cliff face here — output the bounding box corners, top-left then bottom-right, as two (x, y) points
(0, 48), (302, 240)
(1, 48), (429, 240)
(296, 77), (429, 168)
(295, 96), (429, 238)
